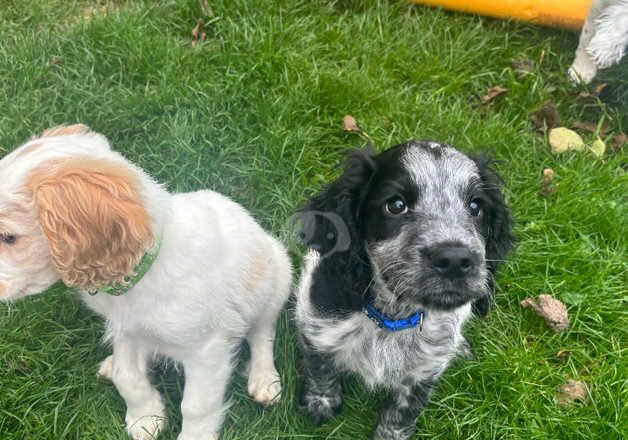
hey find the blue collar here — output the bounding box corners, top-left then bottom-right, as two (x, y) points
(364, 302), (424, 332)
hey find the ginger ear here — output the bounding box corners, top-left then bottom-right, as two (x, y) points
(28, 158), (154, 289)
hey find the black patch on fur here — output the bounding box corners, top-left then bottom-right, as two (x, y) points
(298, 334), (343, 425)
(470, 155), (515, 316)
(372, 377), (436, 440)
(298, 148), (378, 316)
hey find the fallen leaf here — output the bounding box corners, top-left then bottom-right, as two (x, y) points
(592, 83), (608, 95)
(191, 19), (203, 47)
(549, 127), (585, 154)
(610, 132), (626, 152)
(511, 58), (534, 78)
(481, 86), (508, 104)
(571, 121), (610, 137)
(576, 83), (608, 102)
(556, 380), (589, 406)
(530, 102), (560, 132)
(539, 168), (556, 198)
(45, 56), (63, 67)
(556, 349), (571, 362)
(589, 138), (606, 158)
(343, 115), (361, 132)
(521, 294), (569, 332)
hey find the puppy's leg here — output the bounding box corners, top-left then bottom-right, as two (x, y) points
(177, 336), (236, 440)
(97, 354), (113, 380)
(371, 377), (436, 440)
(247, 311), (283, 406)
(569, 0), (605, 84)
(299, 340), (342, 425)
(111, 338), (166, 440)
(588, 3), (628, 69)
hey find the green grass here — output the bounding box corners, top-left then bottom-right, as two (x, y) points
(0, 0), (626, 439)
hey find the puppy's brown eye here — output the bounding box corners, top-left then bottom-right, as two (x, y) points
(469, 200), (481, 217)
(1, 234), (17, 245)
(385, 197), (407, 216)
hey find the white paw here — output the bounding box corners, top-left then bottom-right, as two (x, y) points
(177, 433), (218, 440)
(568, 57), (597, 85)
(126, 400), (166, 440)
(97, 355), (113, 381)
(247, 367), (282, 406)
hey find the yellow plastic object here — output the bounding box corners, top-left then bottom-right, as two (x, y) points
(410, 0), (592, 30)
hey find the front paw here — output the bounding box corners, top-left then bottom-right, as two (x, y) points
(568, 57), (597, 85)
(247, 366), (282, 406)
(300, 391), (342, 425)
(371, 422), (416, 440)
(177, 433), (218, 440)
(125, 399), (166, 440)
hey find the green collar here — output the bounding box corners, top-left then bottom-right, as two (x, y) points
(87, 239), (161, 296)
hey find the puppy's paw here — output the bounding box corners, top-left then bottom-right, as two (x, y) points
(568, 57), (597, 85)
(177, 433), (218, 440)
(97, 355), (113, 381)
(247, 366), (282, 406)
(125, 399), (166, 440)
(300, 392), (342, 426)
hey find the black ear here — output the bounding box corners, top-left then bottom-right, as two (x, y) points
(299, 148), (377, 256)
(471, 155), (515, 317)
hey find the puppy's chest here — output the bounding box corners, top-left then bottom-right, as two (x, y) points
(321, 313), (464, 389)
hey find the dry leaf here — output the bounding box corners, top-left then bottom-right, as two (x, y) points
(556, 349), (571, 362)
(539, 168), (556, 198)
(45, 56), (63, 67)
(343, 115), (361, 132)
(592, 83), (608, 95)
(530, 102), (560, 132)
(481, 86), (508, 104)
(521, 294), (569, 332)
(610, 132), (626, 152)
(571, 121), (610, 137)
(589, 138), (606, 158)
(511, 58), (534, 78)
(549, 127), (585, 154)
(556, 380), (589, 406)
(191, 19), (203, 47)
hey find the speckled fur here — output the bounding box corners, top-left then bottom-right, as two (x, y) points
(295, 141), (514, 440)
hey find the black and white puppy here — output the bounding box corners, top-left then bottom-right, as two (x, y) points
(295, 141), (514, 440)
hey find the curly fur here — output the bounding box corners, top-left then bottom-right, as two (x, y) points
(0, 125), (292, 440)
(29, 158), (154, 289)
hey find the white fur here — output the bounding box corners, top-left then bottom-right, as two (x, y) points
(295, 250), (471, 390)
(0, 127), (292, 439)
(569, 0), (628, 84)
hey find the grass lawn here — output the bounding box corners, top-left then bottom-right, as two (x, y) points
(0, 0), (626, 439)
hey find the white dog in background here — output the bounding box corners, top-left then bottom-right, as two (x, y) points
(0, 125), (292, 440)
(569, 0), (628, 84)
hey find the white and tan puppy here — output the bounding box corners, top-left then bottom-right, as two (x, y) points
(0, 125), (292, 440)
(569, 0), (628, 84)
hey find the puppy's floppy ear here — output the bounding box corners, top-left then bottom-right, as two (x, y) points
(27, 157), (154, 290)
(472, 155), (515, 317)
(300, 148), (377, 253)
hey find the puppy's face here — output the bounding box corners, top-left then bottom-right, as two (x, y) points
(0, 198), (59, 300)
(359, 142), (508, 311)
(0, 125), (154, 300)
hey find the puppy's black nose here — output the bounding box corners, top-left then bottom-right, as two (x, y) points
(426, 245), (475, 279)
